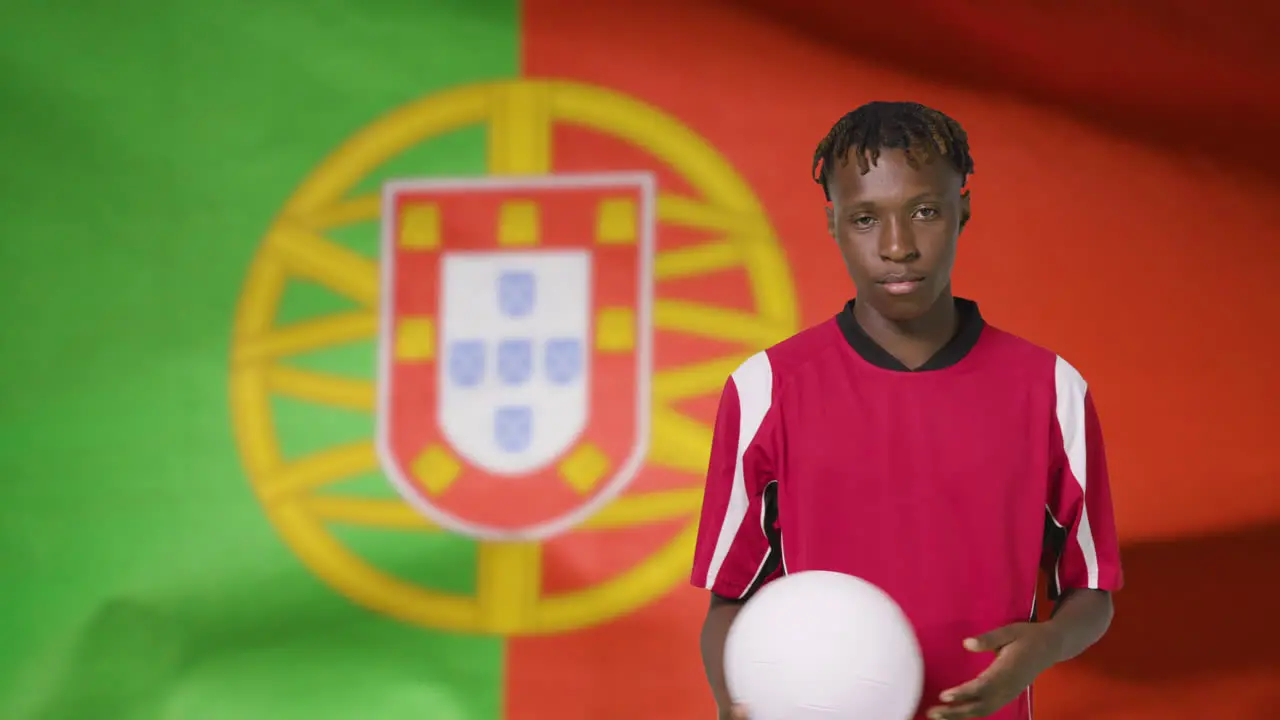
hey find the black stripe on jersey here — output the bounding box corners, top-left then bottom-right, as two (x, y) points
(742, 481), (783, 599)
(711, 481), (783, 604)
(1042, 507), (1068, 602)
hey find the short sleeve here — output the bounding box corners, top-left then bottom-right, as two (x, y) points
(1044, 355), (1124, 598)
(689, 351), (781, 599)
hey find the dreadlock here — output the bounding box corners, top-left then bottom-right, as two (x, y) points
(812, 101), (974, 200)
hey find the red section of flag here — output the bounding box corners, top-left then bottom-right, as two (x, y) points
(508, 0), (1280, 717)
(733, 0), (1280, 179)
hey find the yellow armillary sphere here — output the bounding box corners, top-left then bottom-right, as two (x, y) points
(229, 78), (798, 636)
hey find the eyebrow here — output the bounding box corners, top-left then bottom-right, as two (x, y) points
(845, 191), (943, 209)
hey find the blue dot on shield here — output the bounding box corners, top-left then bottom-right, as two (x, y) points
(494, 405), (533, 453)
(545, 338), (583, 385)
(497, 338), (534, 386)
(448, 340), (485, 388)
(497, 270), (536, 318)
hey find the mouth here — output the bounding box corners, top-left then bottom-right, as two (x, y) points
(878, 274), (926, 296)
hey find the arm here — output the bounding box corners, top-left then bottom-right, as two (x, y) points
(1043, 357), (1124, 657)
(700, 595), (745, 716)
(689, 354), (780, 716)
(1043, 588), (1113, 663)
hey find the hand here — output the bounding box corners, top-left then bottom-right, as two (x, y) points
(718, 704), (749, 720)
(925, 622), (1062, 719)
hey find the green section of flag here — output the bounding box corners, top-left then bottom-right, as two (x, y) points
(0, 1), (517, 718)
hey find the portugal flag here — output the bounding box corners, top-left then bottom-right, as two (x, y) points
(2, 1), (1275, 719)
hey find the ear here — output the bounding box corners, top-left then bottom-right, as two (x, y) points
(959, 189), (972, 231)
(825, 204), (836, 239)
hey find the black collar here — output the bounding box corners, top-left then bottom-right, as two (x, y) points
(835, 297), (985, 372)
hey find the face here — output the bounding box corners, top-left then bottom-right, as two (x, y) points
(825, 148), (970, 322)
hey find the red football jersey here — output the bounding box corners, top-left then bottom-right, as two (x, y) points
(690, 299), (1124, 720)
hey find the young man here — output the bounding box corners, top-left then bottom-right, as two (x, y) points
(690, 101), (1123, 720)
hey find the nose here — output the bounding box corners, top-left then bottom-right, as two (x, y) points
(878, 217), (919, 263)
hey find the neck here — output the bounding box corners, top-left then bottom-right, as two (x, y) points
(853, 287), (959, 370)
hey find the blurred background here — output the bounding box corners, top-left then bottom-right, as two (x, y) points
(2, 0), (1279, 717)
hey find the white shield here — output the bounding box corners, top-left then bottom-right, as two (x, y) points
(436, 249), (592, 475)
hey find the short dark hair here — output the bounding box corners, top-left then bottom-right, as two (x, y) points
(812, 101), (975, 200)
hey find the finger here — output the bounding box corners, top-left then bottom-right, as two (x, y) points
(966, 623), (1026, 652)
(730, 705), (749, 720)
(925, 701), (983, 720)
(940, 674), (991, 704)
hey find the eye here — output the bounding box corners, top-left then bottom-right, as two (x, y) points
(850, 215), (876, 228)
(912, 207), (940, 220)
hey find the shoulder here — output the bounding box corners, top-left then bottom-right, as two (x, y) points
(729, 318), (843, 394)
(978, 324), (1089, 394)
